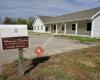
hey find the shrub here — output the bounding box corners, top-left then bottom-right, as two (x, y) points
(0, 73), (6, 80)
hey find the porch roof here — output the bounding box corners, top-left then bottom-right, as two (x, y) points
(39, 7), (100, 24)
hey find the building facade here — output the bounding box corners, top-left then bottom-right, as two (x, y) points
(33, 7), (100, 38)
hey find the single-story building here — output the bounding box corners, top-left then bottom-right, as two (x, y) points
(33, 7), (100, 38)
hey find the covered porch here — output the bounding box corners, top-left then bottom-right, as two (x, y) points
(45, 19), (92, 37)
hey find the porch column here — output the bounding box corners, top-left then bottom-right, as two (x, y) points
(56, 24), (58, 34)
(91, 21), (94, 38)
(50, 24), (52, 33)
(64, 24), (66, 35)
(75, 22), (78, 35)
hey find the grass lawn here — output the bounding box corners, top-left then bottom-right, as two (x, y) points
(0, 46), (100, 80)
(54, 35), (100, 43)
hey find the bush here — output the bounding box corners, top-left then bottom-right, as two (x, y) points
(0, 74), (6, 80)
(96, 58), (100, 66)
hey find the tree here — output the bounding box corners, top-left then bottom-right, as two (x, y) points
(3, 17), (14, 24)
(15, 18), (27, 24)
(3, 17), (34, 30)
(27, 17), (34, 30)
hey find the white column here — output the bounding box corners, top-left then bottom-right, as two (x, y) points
(91, 21), (94, 38)
(50, 24), (51, 33)
(75, 22), (78, 35)
(64, 24), (66, 35)
(56, 24), (58, 34)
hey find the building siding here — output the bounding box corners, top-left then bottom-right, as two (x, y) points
(33, 17), (45, 33)
(65, 21), (91, 35)
(92, 14), (100, 38)
(77, 21), (91, 35)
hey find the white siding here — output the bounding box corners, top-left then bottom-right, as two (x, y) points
(77, 21), (91, 35)
(0, 25), (28, 38)
(92, 14), (100, 38)
(33, 17), (45, 33)
(0, 25), (28, 50)
(66, 23), (75, 34)
(65, 21), (91, 35)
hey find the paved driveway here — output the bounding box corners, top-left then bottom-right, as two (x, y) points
(0, 33), (98, 72)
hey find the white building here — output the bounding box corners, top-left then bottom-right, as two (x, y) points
(33, 7), (100, 38)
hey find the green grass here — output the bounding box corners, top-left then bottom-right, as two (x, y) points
(40, 65), (71, 80)
(1, 46), (100, 80)
(0, 74), (6, 80)
(73, 61), (100, 80)
(95, 57), (100, 66)
(13, 57), (29, 63)
(54, 35), (100, 43)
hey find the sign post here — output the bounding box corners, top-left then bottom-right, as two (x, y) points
(18, 48), (24, 80)
(2, 37), (28, 80)
(0, 25), (29, 80)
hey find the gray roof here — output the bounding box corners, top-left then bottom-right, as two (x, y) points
(38, 16), (53, 23)
(39, 7), (100, 24)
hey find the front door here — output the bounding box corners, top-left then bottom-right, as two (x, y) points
(45, 26), (49, 32)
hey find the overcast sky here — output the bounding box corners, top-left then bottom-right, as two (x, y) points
(0, 0), (100, 18)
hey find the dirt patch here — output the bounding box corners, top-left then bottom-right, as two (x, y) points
(80, 60), (95, 67)
(1, 46), (100, 80)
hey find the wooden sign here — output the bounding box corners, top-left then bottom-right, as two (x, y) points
(0, 25), (29, 80)
(2, 36), (28, 50)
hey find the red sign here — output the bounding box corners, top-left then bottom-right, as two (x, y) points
(2, 36), (28, 50)
(34, 46), (44, 57)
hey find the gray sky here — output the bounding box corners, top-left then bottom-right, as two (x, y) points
(0, 0), (100, 18)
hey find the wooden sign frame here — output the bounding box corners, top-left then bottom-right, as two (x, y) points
(2, 36), (29, 50)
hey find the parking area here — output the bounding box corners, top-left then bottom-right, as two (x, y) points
(0, 33), (98, 72)
(0, 33), (97, 63)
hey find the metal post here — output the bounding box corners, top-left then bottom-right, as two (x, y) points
(18, 48), (24, 80)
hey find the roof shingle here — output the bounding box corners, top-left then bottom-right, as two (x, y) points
(39, 7), (100, 24)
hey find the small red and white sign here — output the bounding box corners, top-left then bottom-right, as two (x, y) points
(34, 46), (44, 57)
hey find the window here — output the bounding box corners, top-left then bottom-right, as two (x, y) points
(87, 23), (91, 31)
(54, 25), (56, 30)
(62, 25), (64, 30)
(72, 24), (76, 30)
(45, 26), (48, 31)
